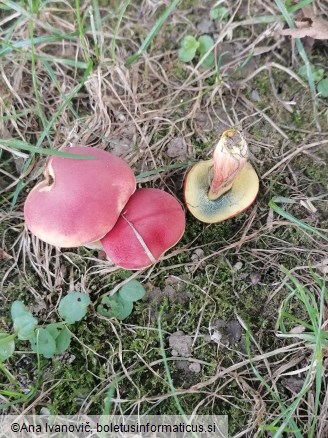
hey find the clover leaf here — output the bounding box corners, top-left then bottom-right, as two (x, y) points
(198, 35), (215, 69)
(30, 328), (57, 359)
(178, 35), (199, 62)
(11, 301), (37, 341)
(298, 64), (324, 83)
(317, 78), (328, 97)
(58, 292), (90, 324)
(46, 323), (71, 354)
(210, 5), (229, 21)
(11, 301), (29, 319)
(0, 333), (15, 362)
(97, 295), (133, 321)
(119, 280), (145, 302)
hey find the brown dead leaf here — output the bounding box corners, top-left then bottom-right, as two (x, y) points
(281, 8), (328, 41)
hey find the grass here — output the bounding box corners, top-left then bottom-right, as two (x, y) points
(244, 266), (327, 437)
(1, 0), (328, 436)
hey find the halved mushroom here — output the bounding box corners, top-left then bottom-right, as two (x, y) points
(24, 146), (136, 247)
(184, 129), (259, 223)
(101, 188), (186, 270)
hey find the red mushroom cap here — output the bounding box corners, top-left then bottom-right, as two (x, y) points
(24, 146), (136, 247)
(100, 188), (186, 270)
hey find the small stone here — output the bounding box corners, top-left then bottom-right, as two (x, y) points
(250, 271), (261, 285)
(251, 89), (261, 102)
(189, 362), (201, 373)
(169, 331), (192, 357)
(191, 248), (205, 262)
(210, 330), (222, 344)
(111, 137), (132, 156)
(197, 18), (216, 34)
(166, 137), (187, 158)
(318, 258), (328, 274)
(233, 261), (243, 271)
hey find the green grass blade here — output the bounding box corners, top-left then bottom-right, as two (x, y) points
(34, 55), (89, 69)
(0, 139), (95, 159)
(136, 161), (190, 180)
(274, 0), (319, 126)
(275, 267), (325, 437)
(28, 14), (51, 146)
(0, 34), (78, 57)
(111, 0), (131, 62)
(125, 0), (180, 67)
(0, 109), (34, 122)
(9, 59), (93, 209)
(269, 198), (328, 243)
(41, 59), (79, 119)
(244, 326), (303, 437)
(289, 0), (314, 14)
(1, 0), (30, 16)
(75, 0), (90, 62)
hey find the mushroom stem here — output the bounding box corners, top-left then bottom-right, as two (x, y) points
(208, 129), (248, 201)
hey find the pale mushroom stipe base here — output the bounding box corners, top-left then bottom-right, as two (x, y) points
(184, 129), (259, 223)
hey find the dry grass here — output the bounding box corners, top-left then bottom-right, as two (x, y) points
(1, 0), (328, 436)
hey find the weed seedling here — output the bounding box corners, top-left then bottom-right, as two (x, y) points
(97, 280), (145, 320)
(178, 34), (215, 69)
(210, 4), (230, 21)
(298, 64), (328, 98)
(0, 292), (90, 361)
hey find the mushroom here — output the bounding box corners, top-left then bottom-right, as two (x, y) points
(24, 146), (136, 247)
(184, 129), (259, 223)
(100, 188), (186, 270)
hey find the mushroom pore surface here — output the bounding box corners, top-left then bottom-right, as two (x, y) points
(184, 159), (259, 223)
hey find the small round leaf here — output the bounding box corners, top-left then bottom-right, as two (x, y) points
(45, 324), (71, 354)
(55, 328), (71, 354)
(11, 301), (31, 320)
(119, 280), (145, 302)
(178, 35), (199, 62)
(317, 78), (328, 98)
(58, 292), (90, 324)
(30, 329), (56, 359)
(14, 314), (38, 341)
(97, 295), (133, 320)
(0, 333), (15, 362)
(198, 35), (215, 69)
(298, 64), (324, 83)
(45, 323), (64, 339)
(210, 5), (229, 21)
(114, 297), (133, 320)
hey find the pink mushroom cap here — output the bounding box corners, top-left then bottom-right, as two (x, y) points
(24, 146), (136, 247)
(100, 188), (186, 270)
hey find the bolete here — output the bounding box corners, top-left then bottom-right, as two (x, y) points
(184, 129), (259, 223)
(24, 146), (136, 247)
(101, 188), (186, 270)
